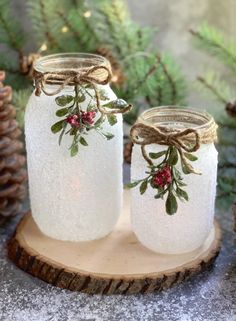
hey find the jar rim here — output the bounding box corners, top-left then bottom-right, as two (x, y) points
(138, 106), (215, 131)
(34, 53), (110, 73)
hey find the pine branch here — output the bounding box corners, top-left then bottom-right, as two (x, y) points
(197, 76), (228, 104)
(156, 54), (177, 105)
(0, 0), (25, 53)
(144, 53), (186, 107)
(0, 0), (186, 127)
(50, 3), (100, 52)
(56, 10), (81, 42)
(80, 9), (100, 45)
(38, 0), (61, 50)
(27, 0), (62, 51)
(95, 4), (124, 56)
(0, 54), (19, 74)
(13, 88), (32, 128)
(190, 24), (236, 73)
(128, 55), (159, 98)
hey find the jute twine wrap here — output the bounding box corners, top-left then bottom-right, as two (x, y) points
(130, 107), (218, 172)
(33, 55), (132, 116)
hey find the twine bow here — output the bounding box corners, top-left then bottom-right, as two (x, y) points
(130, 122), (201, 174)
(34, 65), (132, 116)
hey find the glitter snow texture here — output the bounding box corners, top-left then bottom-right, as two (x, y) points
(25, 85), (123, 241)
(131, 143), (218, 254)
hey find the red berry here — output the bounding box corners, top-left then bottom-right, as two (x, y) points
(153, 165), (172, 188)
(66, 115), (80, 127)
(82, 111), (96, 125)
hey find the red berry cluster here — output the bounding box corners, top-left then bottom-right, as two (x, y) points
(66, 111), (96, 128)
(153, 165), (171, 188)
(81, 111), (96, 125)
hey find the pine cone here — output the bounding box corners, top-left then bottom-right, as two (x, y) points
(124, 141), (133, 164)
(19, 53), (41, 79)
(0, 71), (27, 226)
(226, 101), (236, 118)
(234, 204), (236, 244)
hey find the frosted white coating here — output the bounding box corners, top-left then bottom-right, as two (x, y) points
(25, 85), (123, 241)
(131, 143), (218, 254)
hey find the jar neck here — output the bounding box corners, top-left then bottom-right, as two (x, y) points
(34, 53), (111, 75)
(33, 53), (112, 97)
(138, 106), (214, 132)
(136, 106), (218, 146)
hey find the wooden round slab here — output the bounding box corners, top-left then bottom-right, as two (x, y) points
(8, 194), (221, 295)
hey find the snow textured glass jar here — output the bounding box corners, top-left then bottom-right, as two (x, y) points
(130, 107), (218, 254)
(25, 53), (131, 241)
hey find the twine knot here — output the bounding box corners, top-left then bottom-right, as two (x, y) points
(33, 62), (131, 117)
(131, 122), (200, 152)
(130, 122), (201, 173)
(34, 65), (112, 97)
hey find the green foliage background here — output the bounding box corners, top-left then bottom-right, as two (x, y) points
(0, 0), (186, 126)
(191, 23), (236, 209)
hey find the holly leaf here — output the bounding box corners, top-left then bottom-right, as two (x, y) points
(56, 108), (69, 117)
(70, 127), (77, 135)
(125, 180), (141, 189)
(94, 116), (104, 127)
(99, 89), (110, 101)
(55, 95), (74, 106)
(176, 187), (189, 201)
(103, 132), (114, 140)
(51, 120), (65, 133)
(154, 187), (166, 199)
(58, 123), (67, 145)
(87, 103), (96, 112)
(168, 147), (178, 165)
(149, 150), (166, 159)
(165, 192), (178, 215)
(181, 160), (201, 175)
(79, 136), (88, 146)
(181, 160), (192, 174)
(155, 193), (164, 199)
(77, 92), (86, 103)
(103, 99), (130, 110)
(177, 181), (187, 187)
(107, 114), (117, 126)
(70, 144), (78, 157)
(140, 180), (148, 195)
(184, 152), (198, 162)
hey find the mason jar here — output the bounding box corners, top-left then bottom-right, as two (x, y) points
(130, 107), (218, 254)
(25, 53), (126, 241)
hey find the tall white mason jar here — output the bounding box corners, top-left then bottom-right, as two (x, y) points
(131, 107), (218, 254)
(25, 53), (125, 241)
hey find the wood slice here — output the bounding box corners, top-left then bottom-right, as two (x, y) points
(8, 193), (221, 295)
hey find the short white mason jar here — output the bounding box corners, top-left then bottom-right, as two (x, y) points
(25, 53), (124, 241)
(131, 107), (218, 254)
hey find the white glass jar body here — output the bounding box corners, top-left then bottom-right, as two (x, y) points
(131, 143), (218, 254)
(25, 84), (123, 241)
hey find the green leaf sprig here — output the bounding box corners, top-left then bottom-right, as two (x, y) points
(51, 85), (130, 157)
(126, 146), (198, 215)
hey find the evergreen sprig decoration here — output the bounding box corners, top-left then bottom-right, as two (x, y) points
(126, 122), (201, 215)
(0, 0), (187, 127)
(191, 23), (236, 209)
(126, 108), (218, 214)
(51, 86), (131, 157)
(34, 62), (132, 156)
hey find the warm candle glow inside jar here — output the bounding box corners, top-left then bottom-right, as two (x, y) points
(25, 53), (129, 241)
(131, 107), (218, 254)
